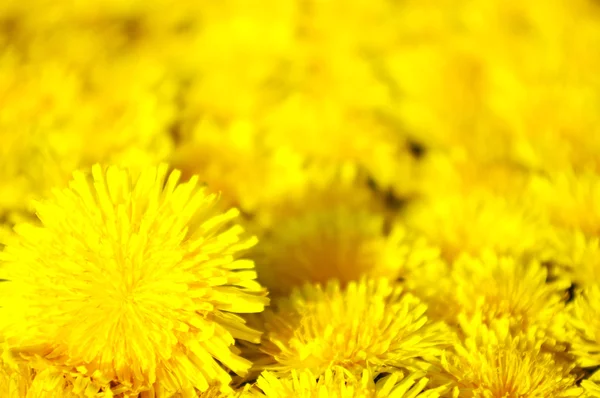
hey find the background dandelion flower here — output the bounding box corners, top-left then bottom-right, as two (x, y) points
(0, 164), (269, 396)
(544, 230), (600, 288)
(403, 190), (544, 262)
(250, 366), (445, 398)
(435, 317), (581, 397)
(253, 278), (453, 377)
(568, 284), (600, 371)
(528, 170), (600, 237)
(251, 206), (412, 297)
(432, 252), (570, 333)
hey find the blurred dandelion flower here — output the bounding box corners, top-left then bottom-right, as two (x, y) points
(404, 190), (543, 262)
(171, 119), (306, 214)
(0, 164), (268, 396)
(528, 170), (600, 237)
(251, 206), (413, 297)
(246, 162), (413, 296)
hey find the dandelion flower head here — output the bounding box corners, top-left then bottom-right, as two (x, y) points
(250, 366), (444, 398)
(436, 316), (581, 398)
(253, 278), (453, 377)
(0, 164), (269, 396)
(434, 252), (570, 334)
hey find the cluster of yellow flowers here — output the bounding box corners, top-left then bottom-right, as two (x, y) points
(2, 0), (600, 397)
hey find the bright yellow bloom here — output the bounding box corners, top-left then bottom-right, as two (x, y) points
(248, 162), (381, 230)
(404, 190), (543, 262)
(528, 170), (600, 237)
(384, 0), (600, 173)
(415, 151), (529, 198)
(0, 164), (268, 396)
(436, 317), (581, 397)
(171, 119), (306, 214)
(254, 278), (453, 376)
(252, 206), (410, 297)
(544, 229), (600, 288)
(246, 162), (416, 296)
(0, 49), (175, 224)
(251, 366), (445, 398)
(432, 252), (569, 333)
(568, 284), (600, 369)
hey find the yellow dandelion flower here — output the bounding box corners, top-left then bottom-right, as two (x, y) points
(386, 38), (503, 163)
(436, 317), (581, 398)
(251, 199), (420, 296)
(0, 164), (269, 396)
(431, 252), (569, 333)
(253, 206), (396, 295)
(254, 278), (453, 376)
(568, 284), (600, 369)
(0, 353), (32, 398)
(528, 170), (600, 237)
(6, 359), (249, 398)
(384, 0), (600, 173)
(0, 49), (176, 223)
(248, 162), (382, 231)
(415, 151), (529, 198)
(171, 119), (306, 214)
(250, 164), (445, 296)
(403, 190), (543, 262)
(544, 229), (600, 288)
(18, 366), (100, 398)
(251, 366), (445, 398)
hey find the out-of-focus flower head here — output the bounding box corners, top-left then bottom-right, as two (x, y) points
(383, 0), (600, 173)
(0, 45), (176, 225)
(403, 189), (544, 263)
(171, 119), (306, 215)
(414, 151), (529, 199)
(0, 164), (268, 396)
(251, 278), (453, 377)
(246, 162), (426, 296)
(528, 170), (600, 237)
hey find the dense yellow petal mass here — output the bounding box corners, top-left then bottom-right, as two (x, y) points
(430, 252), (570, 334)
(0, 164), (268, 396)
(403, 190), (544, 262)
(0, 354), (31, 398)
(568, 284), (600, 370)
(250, 366), (445, 398)
(253, 278), (453, 376)
(544, 230), (600, 288)
(251, 206), (409, 296)
(528, 170), (600, 237)
(0, 48), (175, 224)
(2, 0), (600, 395)
(171, 120), (306, 214)
(435, 317), (581, 398)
